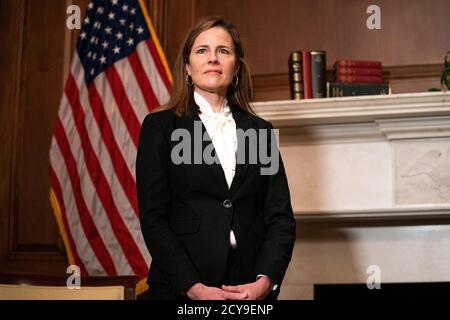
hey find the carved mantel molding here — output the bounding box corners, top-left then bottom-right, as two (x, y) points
(253, 92), (450, 221)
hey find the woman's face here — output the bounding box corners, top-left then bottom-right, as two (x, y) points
(186, 27), (238, 95)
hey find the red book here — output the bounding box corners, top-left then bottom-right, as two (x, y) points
(302, 51), (312, 99)
(335, 74), (383, 83)
(335, 66), (382, 76)
(334, 60), (382, 69)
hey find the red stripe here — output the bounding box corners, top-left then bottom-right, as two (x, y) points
(86, 83), (139, 216)
(50, 166), (88, 276)
(53, 117), (117, 275)
(145, 39), (172, 92)
(127, 51), (161, 112)
(105, 66), (141, 147)
(66, 74), (148, 277)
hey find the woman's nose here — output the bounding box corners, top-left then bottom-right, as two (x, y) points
(208, 52), (219, 64)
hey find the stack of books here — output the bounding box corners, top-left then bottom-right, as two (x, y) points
(289, 50), (327, 100)
(327, 60), (390, 97)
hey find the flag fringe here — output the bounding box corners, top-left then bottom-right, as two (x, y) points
(50, 188), (76, 266)
(136, 277), (149, 297)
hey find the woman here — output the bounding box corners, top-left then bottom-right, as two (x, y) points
(136, 16), (295, 300)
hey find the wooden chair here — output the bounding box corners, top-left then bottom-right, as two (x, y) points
(0, 274), (138, 300)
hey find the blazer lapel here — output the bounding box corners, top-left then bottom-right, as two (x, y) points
(228, 105), (253, 196)
(179, 107), (230, 195)
(178, 104), (254, 196)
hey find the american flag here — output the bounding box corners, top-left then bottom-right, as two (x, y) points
(49, 0), (171, 293)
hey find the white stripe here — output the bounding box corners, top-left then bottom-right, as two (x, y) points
(71, 55), (151, 270)
(93, 71), (137, 181)
(49, 136), (106, 275)
(114, 58), (150, 123)
(136, 41), (170, 106)
(58, 93), (134, 275)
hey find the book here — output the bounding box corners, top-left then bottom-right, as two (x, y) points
(335, 74), (383, 83)
(288, 51), (303, 99)
(334, 60), (382, 69)
(327, 82), (391, 97)
(310, 51), (327, 98)
(302, 51), (312, 99)
(335, 66), (382, 76)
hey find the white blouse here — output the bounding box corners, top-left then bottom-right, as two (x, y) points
(194, 91), (238, 249)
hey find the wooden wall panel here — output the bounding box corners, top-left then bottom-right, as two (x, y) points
(163, 0), (196, 69)
(192, 0), (449, 100)
(194, 0), (449, 73)
(0, 0), (69, 275)
(0, 0), (25, 272)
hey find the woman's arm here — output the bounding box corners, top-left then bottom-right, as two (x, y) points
(252, 122), (296, 286)
(136, 113), (200, 293)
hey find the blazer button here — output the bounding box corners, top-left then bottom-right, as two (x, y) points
(223, 199), (232, 208)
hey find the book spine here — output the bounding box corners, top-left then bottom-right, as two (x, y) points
(327, 82), (390, 97)
(302, 51), (312, 99)
(288, 51), (303, 99)
(335, 66), (382, 76)
(335, 74), (383, 83)
(334, 60), (382, 69)
(310, 51), (327, 98)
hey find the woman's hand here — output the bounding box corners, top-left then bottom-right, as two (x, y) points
(186, 282), (248, 300)
(221, 276), (273, 300)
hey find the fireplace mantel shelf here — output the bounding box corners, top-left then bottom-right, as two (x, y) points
(254, 92), (450, 128)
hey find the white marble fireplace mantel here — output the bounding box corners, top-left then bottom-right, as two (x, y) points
(253, 92), (450, 221)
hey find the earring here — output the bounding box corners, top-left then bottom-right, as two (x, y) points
(232, 75), (239, 87)
(186, 74), (193, 86)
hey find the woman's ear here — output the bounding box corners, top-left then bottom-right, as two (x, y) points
(234, 64), (240, 76)
(185, 63), (191, 76)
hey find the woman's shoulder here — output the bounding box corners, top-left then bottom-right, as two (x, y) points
(141, 108), (177, 128)
(143, 108), (176, 122)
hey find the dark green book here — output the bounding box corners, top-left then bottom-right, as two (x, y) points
(327, 82), (391, 97)
(288, 51), (303, 99)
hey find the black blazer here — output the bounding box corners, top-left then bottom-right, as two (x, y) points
(136, 103), (296, 294)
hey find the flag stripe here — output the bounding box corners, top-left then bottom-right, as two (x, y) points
(71, 52), (139, 217)
(127, 51), (161, 113)
(53, 118), (117, 275)
(50, 156), (106, 275)
(105, 66), (141, 147)
(113, 56), (152, 123)
(93, 72), (138, 180)
(144, 39), (172, 93)
(50, 137), (106, 275)
(65, 74), (148, 277)
(137, 41), (171, 105)
(58, 90), (136, 276)
(86, 81), (139, 214)
(49, 166), (88, 275)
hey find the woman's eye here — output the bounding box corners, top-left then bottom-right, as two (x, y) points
(197, 48), (207, 54)
(220, 49), (230, 54)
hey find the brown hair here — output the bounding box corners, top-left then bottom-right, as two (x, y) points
(154, 16), (255, 116)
